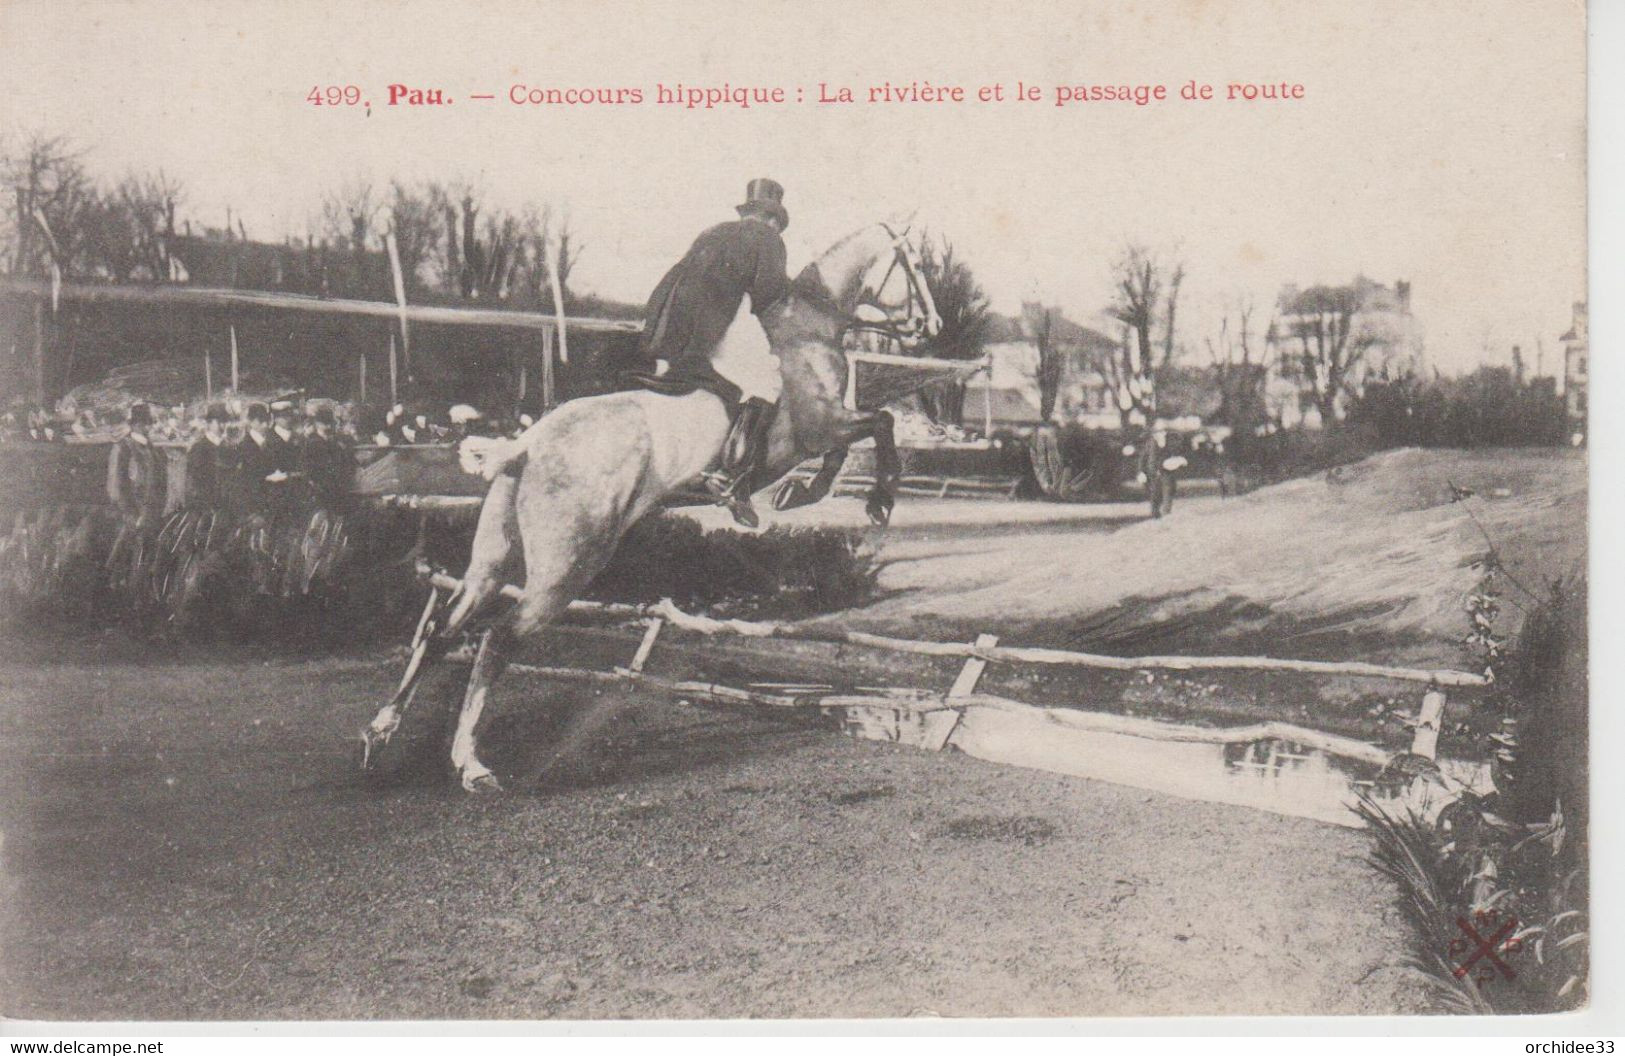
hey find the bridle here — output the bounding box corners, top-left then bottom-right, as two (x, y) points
(844, 223), (941, 351)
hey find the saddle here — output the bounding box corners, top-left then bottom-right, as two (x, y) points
(620, 369), (743, 410)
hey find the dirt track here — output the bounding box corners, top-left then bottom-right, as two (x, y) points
(0, 639), (1428, 1020)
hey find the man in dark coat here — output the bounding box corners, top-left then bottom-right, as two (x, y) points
(181, 404), (233, 509)
(300, 405), (352, 510)
(230, 401), (294, 515)
(105, 402), (166, 595)
(629, 178), (792, 527)
(107, 402), (165, 523)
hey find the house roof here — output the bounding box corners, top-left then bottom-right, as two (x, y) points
(0, 277), (642, 334)
(987, 310), (1118, 353)
(967, 382), (1045, 423)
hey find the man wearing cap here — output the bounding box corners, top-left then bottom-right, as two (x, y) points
(231, 401), (302, 592)
(146, 404), (239, 620)
(107, 402), (165, 523)
(628, 178), (792, 528)
(271, 400), (301, 448)
(232, 402), (298, 510)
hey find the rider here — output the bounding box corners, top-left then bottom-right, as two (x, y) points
(626, 178), (792, 528)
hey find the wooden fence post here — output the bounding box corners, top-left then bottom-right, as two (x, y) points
(1410, 689), (1446, 759)
(628, 617), (664, 675)
(950, 633), (999, 698)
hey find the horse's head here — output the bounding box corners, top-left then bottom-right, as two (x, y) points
(795, 220), (944, 350)
(876, 221), (944, 348)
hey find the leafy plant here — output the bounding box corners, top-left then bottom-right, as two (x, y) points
(1359, 489), (1587, 1013)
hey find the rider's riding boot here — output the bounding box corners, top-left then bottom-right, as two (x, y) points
(704, 397), (778, 529)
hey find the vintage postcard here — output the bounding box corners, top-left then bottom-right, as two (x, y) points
(0, 0), (1590, 1029)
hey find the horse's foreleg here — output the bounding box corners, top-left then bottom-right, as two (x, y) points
(774, 447), (849, 511)
(362, 474), (519, 771)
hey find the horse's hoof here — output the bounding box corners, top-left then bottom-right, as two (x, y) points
(865, 496), (894, 527)
(462, 771), (505, 795)
(359, 729), (387, 771)
(359, 716), (398, 771)
(773, 479), (809, 512)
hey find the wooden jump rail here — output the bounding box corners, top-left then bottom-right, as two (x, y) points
(414, 561), (1486, 826)
(448, 658), (1398, 771)
(423, 569), (1490, 691)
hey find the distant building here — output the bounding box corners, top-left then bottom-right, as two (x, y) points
(964, 311), (1119, 432)
(1561, 300), (1588, 440)
(970, 383), (1047, 430)
(1270, 276), (1424, 426)
(963, 340), (1051, 433)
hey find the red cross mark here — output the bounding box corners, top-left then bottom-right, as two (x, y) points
(1452, 914), (1519, 984)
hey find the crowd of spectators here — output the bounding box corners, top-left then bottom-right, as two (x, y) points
(1, 395), (526, 449)
(2, 390), (539, 621)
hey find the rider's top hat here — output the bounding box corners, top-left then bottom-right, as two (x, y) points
(125, 402), (153, 428)
(736, 178), (789, 231)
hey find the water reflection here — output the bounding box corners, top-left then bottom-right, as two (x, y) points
(939, 703), (1493, 828)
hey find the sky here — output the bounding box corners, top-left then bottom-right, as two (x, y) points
(0, 0), (1587, 375)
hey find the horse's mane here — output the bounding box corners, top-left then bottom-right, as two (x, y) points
(795, 223), (888, 311)
(790, 262), (851, 309)
(783, 264), (852, 331)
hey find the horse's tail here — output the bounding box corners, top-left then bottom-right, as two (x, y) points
(459, 435), (528, 480)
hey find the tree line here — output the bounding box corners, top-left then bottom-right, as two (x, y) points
(3, 130), (1570, 450)
(1, 131), (590, 312)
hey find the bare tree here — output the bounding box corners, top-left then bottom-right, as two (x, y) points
(2, 133), (95, 277)
(1205, 297), (1273, 436)
(1280, 284), (1380, 423)
(319, 180), (378, 253)
(1161, 262), (1185, 369)
(107, 171), (183, 280)
(1101, 244), (1185, 429)
(384, 180), (441, 293)
(433, 187), (523, 300)
(1023, 301), (1062, 421)
(552, 212), (583, 305)
(509, 206), (584, 308)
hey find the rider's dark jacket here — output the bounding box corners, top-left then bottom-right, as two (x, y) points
(632, 219), (790, 405)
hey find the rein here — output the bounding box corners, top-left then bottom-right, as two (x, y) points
(786, 223), (936, 352)
(843, 225), (934, 349)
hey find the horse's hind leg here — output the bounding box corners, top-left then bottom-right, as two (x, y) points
(450, 626), (510, 793)
(360, 584), (446, 768)
(449, 585), (570, 793)
(362, 474), (519, 770)
(440, 472), (522, 636)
